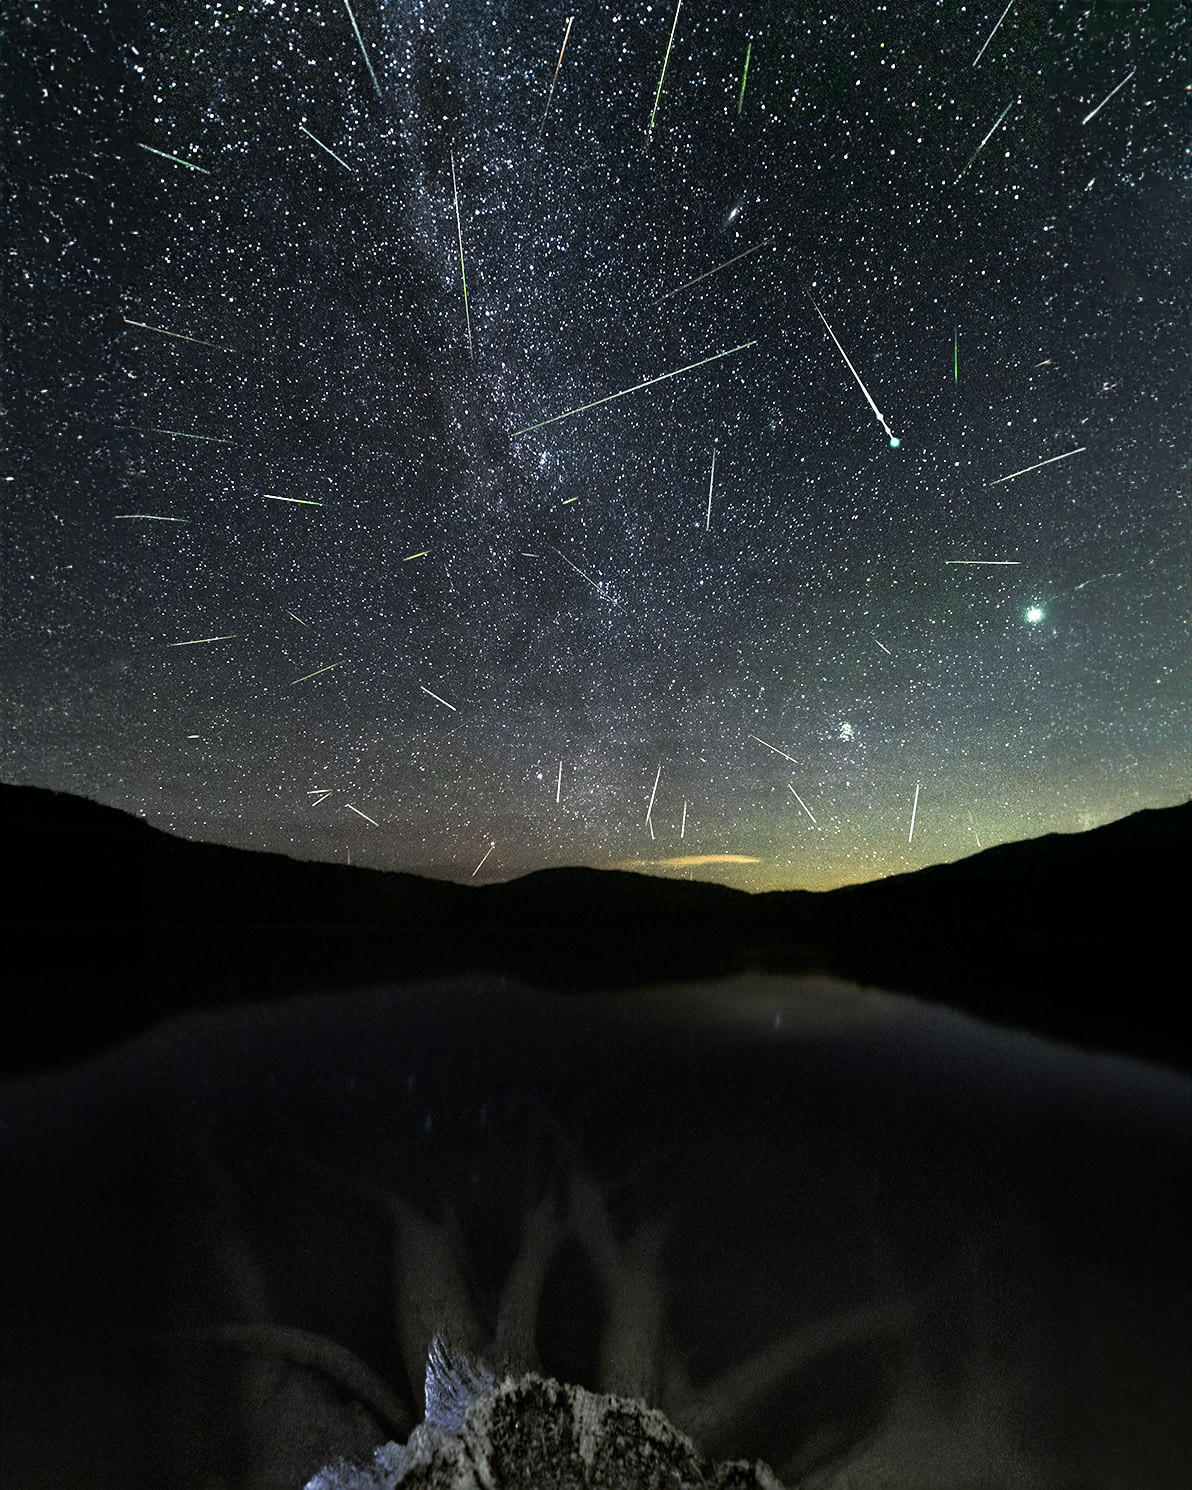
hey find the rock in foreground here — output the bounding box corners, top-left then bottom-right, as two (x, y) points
(307, 1366), (783, 1490)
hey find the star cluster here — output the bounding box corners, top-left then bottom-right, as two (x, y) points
(4, 0), (1188, 889)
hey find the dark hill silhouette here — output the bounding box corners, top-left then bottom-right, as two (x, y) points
(1, 782), (1186, 1076)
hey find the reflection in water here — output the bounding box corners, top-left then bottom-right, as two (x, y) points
(2, 975), (1188, 1489)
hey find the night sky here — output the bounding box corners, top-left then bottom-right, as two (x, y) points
(4, 0), (1188, 891)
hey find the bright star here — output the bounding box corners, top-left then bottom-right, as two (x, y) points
(1025, 606), (1045, 624)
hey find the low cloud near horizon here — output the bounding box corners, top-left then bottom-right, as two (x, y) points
(611, 855), (764, 869)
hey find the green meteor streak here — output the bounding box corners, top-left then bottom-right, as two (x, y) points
(290, 660), (347, 685)
(648, 0), (682, 135)
(150, 427), (236, 443)
(298, 122), (353, 171)
(954, 330), (958, 382)
(342, 0), (383, 100)
(138, 143), (210, 173)
(168, 634), (240, 647)
(512, 340), (757, 437)
(650, 238), (774, 306)
(121, 316), (231, 351)
(737, 42), (751, 116)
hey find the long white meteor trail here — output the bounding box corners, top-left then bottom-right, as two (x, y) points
(472, 842), (495, 877)
(1081, 67), (1136, 126)
(151, 427), (235, 443)
(538, 16), (574, 140)
(809, 298), (900, 448)
(420, 685), (458, 711)
(989, 446), (1084, 485)
(749, 735), (798, 764)
(706, 446), (716, 529)
(298, 122), (353, 171)
(121, 316), (231, 351)
(973, 1), (1015, 67)
(345, 803), (379, 827)
(953, 98), (1016, 185)
(512, 341), (756, 436)
(643, 762), (661, 834)
(450, 151), (473, 361)
(650, 239), (774, 307)
(908, 782), (920, 844)
(549, 545), (626, 610)
(788, 784), (817, 824)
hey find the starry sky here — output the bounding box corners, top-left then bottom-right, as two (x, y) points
(4, 0), (1188, 892)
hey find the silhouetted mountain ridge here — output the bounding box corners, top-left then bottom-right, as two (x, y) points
(1, 783), (1187, 1075)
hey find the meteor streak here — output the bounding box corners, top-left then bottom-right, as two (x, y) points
(680, 800), (687, 838)
(298, 122), (353, 171)
(512, 341), (756, 435)
(450, 150), (473, 360)
(403, 551), (428, 560)
(345, 804), (379, 827)
(706, 446), (716, 529)
(989, 447), (1084, 485)
(645, 763), (662, 830)
(151, 427), (235, 443)
(138, 143), (210, 173)
(954, 329), (959, 382)
(556, 761), (563, 804)
(737, 41), (752, 115)
(788, 784), (817, 824)
(420, 685), (458, 711)
(648, 0), (682, 136)
(972, 1), (1015, 67)
(290, 661), (346, 684)
(538, 16), (574, 139)
(287, 611), (308, 625)
(121, 316), (231, 351)
(263, 494), (321, 504)
(749, 735), (798, 764)
(550, 546), (625, 610)
(168, 634), (240, 646)
(953, 98), (1015, 185)
(946, 559), (1021, 564)
(472, 842), (495, 876)
(809, 298), (900, 447)
(1081, 67), (1136, 126)
(115, 514), (187, 521)
(650, 239), (774, 307)
(874, 637), (892, 654)
(908, 783), (920, 844)
(342, 0), (383, 100)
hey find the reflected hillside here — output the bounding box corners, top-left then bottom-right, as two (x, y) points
(2, 783), (1186, 1076)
